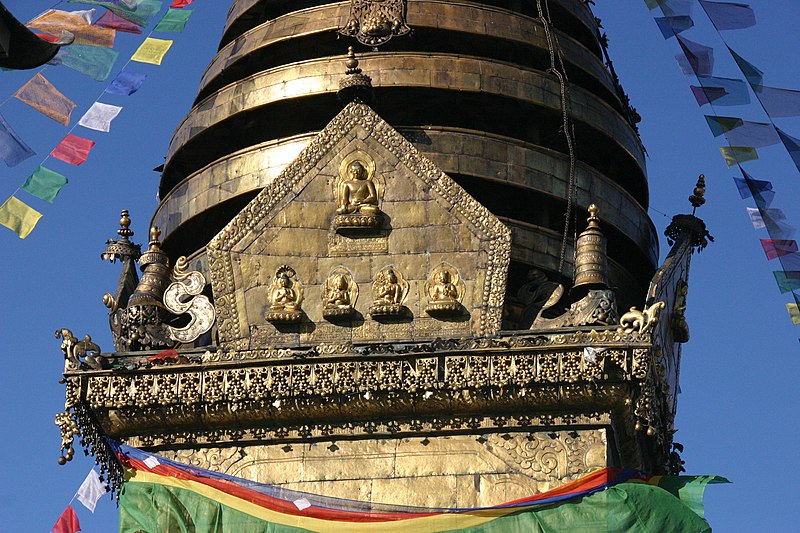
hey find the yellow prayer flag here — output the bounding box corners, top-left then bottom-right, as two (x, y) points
(719, 146), (758, 167)
(131, 38), (174, 65)
(27, 9), (116, 48)
(13, 73), (77, 126)
(787, 303), (800, 325)
(0, 196), (43, 239)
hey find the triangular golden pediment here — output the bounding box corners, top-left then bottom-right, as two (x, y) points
(207, 102), (510, 349)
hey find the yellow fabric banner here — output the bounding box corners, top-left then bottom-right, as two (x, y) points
(719, 145), (758, 167)
(787, 303), (800, 325)
(131, 38), (174, 65)
(0, 196), (43, 239)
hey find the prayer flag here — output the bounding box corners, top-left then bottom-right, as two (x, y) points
(699, 1), (756, 31)
(68, 0), (163, 28)
(76, 469), (108, 513)
(131, 37), (173, 65)
(79, 102), (123, 132)
(106, 71), (147, 96)
(691, 85), (727, 106)
(676, 36), (714, 77)
(171, 0), (195, 7)
(693, 76), (749, 106)
(655, 16), (694, 38)
(93, 11), (142, 34)
(51, 134), (96, 165)
(787, 303), (800, 325)
(51, 505), (81, 533)
(777, 253), (800, 272)
(0, 114), (35, 167)
(733, 177), (773, 208)
(728, 47), (763, 88)
(27, 9), (115, 48)
(755, 85), (800, 118)
(776, 128), (800, 172)
(720, 146), (757, 167)
(762, 240), (798, 260)
(13, 73), (76, 126)
(0, 196), (43, 239)
(733, 174), (772, 200)
(747, 207), (795, 239)
(113, 441), (718, 533)
(21, 166), (68, 203)
(705, 116), (779, 147)
(58, 43), (119, 81)
(154, 9), (193, 32)
(645, 0), (692, 17)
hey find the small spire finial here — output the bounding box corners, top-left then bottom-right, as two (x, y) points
(688, 174), (706, 213)
(338, 47), (373, 105)
(149, 226), (161, 247)
(118, 210), (133, 240)
(587, 204), (600, 229)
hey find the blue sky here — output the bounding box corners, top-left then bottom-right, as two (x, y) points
(0, 1), (798, 531)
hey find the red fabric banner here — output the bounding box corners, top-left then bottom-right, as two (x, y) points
(52, 505), (81, 533)
(51, 134), (96, 165)
(94, 10), (143, 34)
(171, 0), (195, 7)
(761, 239), (798, 260)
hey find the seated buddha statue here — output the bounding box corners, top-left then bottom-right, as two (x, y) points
(336, 161), (379, 215)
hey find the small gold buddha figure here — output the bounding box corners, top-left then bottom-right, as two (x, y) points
(322, 270), (358, 320)
(266, 266), (303, 323)
(369, 267), (408, 318)
(425, 265), (464, 317)
(333, 157), (382, 230)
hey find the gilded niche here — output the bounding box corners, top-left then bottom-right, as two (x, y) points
(425, 263), (465, 317)
(369, 267), (408, 318)
(333, 151), (383, 231)
(322, 268), (358, 321)
(206, 102), (511, 348)
(265, 266), (304, 323)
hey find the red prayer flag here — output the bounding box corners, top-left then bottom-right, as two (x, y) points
(51, 134), (96, 165)
(171, 0), (195, 7)
(52, 505), (81, 533)
(94, 10), (143, 34)
(761, 239), (798, 260)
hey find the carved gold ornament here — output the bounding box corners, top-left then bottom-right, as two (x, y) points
(266, 266), (304, 323)
(369, 266), (409, 317)
(618, 301), (666, 335)
(339, 0), (410, 47)
(56, 328), (103, 371)
(425, 264), (465, 317)
(163, 256), (216, 343)
(322, 268), (358, 320)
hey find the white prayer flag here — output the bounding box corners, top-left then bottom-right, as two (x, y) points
(143, 456), (160, 469)
(747, 208), (764, 229)
(72, 8), (97, 24)
(78, 102), (122, 133)
(293, 498), (312, 510)
(76, 469), (108, 513)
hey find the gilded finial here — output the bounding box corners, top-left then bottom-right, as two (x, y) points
(118, 210), (133, 240)
(345, 46), (359, 73)
(148, 226), (161, 248)
(586, 204), (600, 229)
(338, 47), (373, 104)
(688, 174), (706, 213)
(101, 209), (141, 263)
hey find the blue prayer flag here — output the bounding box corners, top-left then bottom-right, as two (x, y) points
(0, 114), (35, 167)
(106, 71), (147, 96)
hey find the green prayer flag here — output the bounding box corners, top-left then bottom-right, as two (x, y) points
(21, 165), (68, 203)
(154, 9), (193, 33)
(59, 43), (119, 82)
(655, 475), (730, 520)
(774, 271), (800, 294)
(0, 196), (42, 238)
(720, 145), (758, 167)
(705, 115), (743, 137)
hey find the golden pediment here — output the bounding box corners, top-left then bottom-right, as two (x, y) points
(207, 102), (510, 349)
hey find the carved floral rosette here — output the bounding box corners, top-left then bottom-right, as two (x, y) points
(339, 0), (411, 47)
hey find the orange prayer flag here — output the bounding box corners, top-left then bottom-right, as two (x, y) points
(13, 73), (77, 126)
(27, 9), (116, 48)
